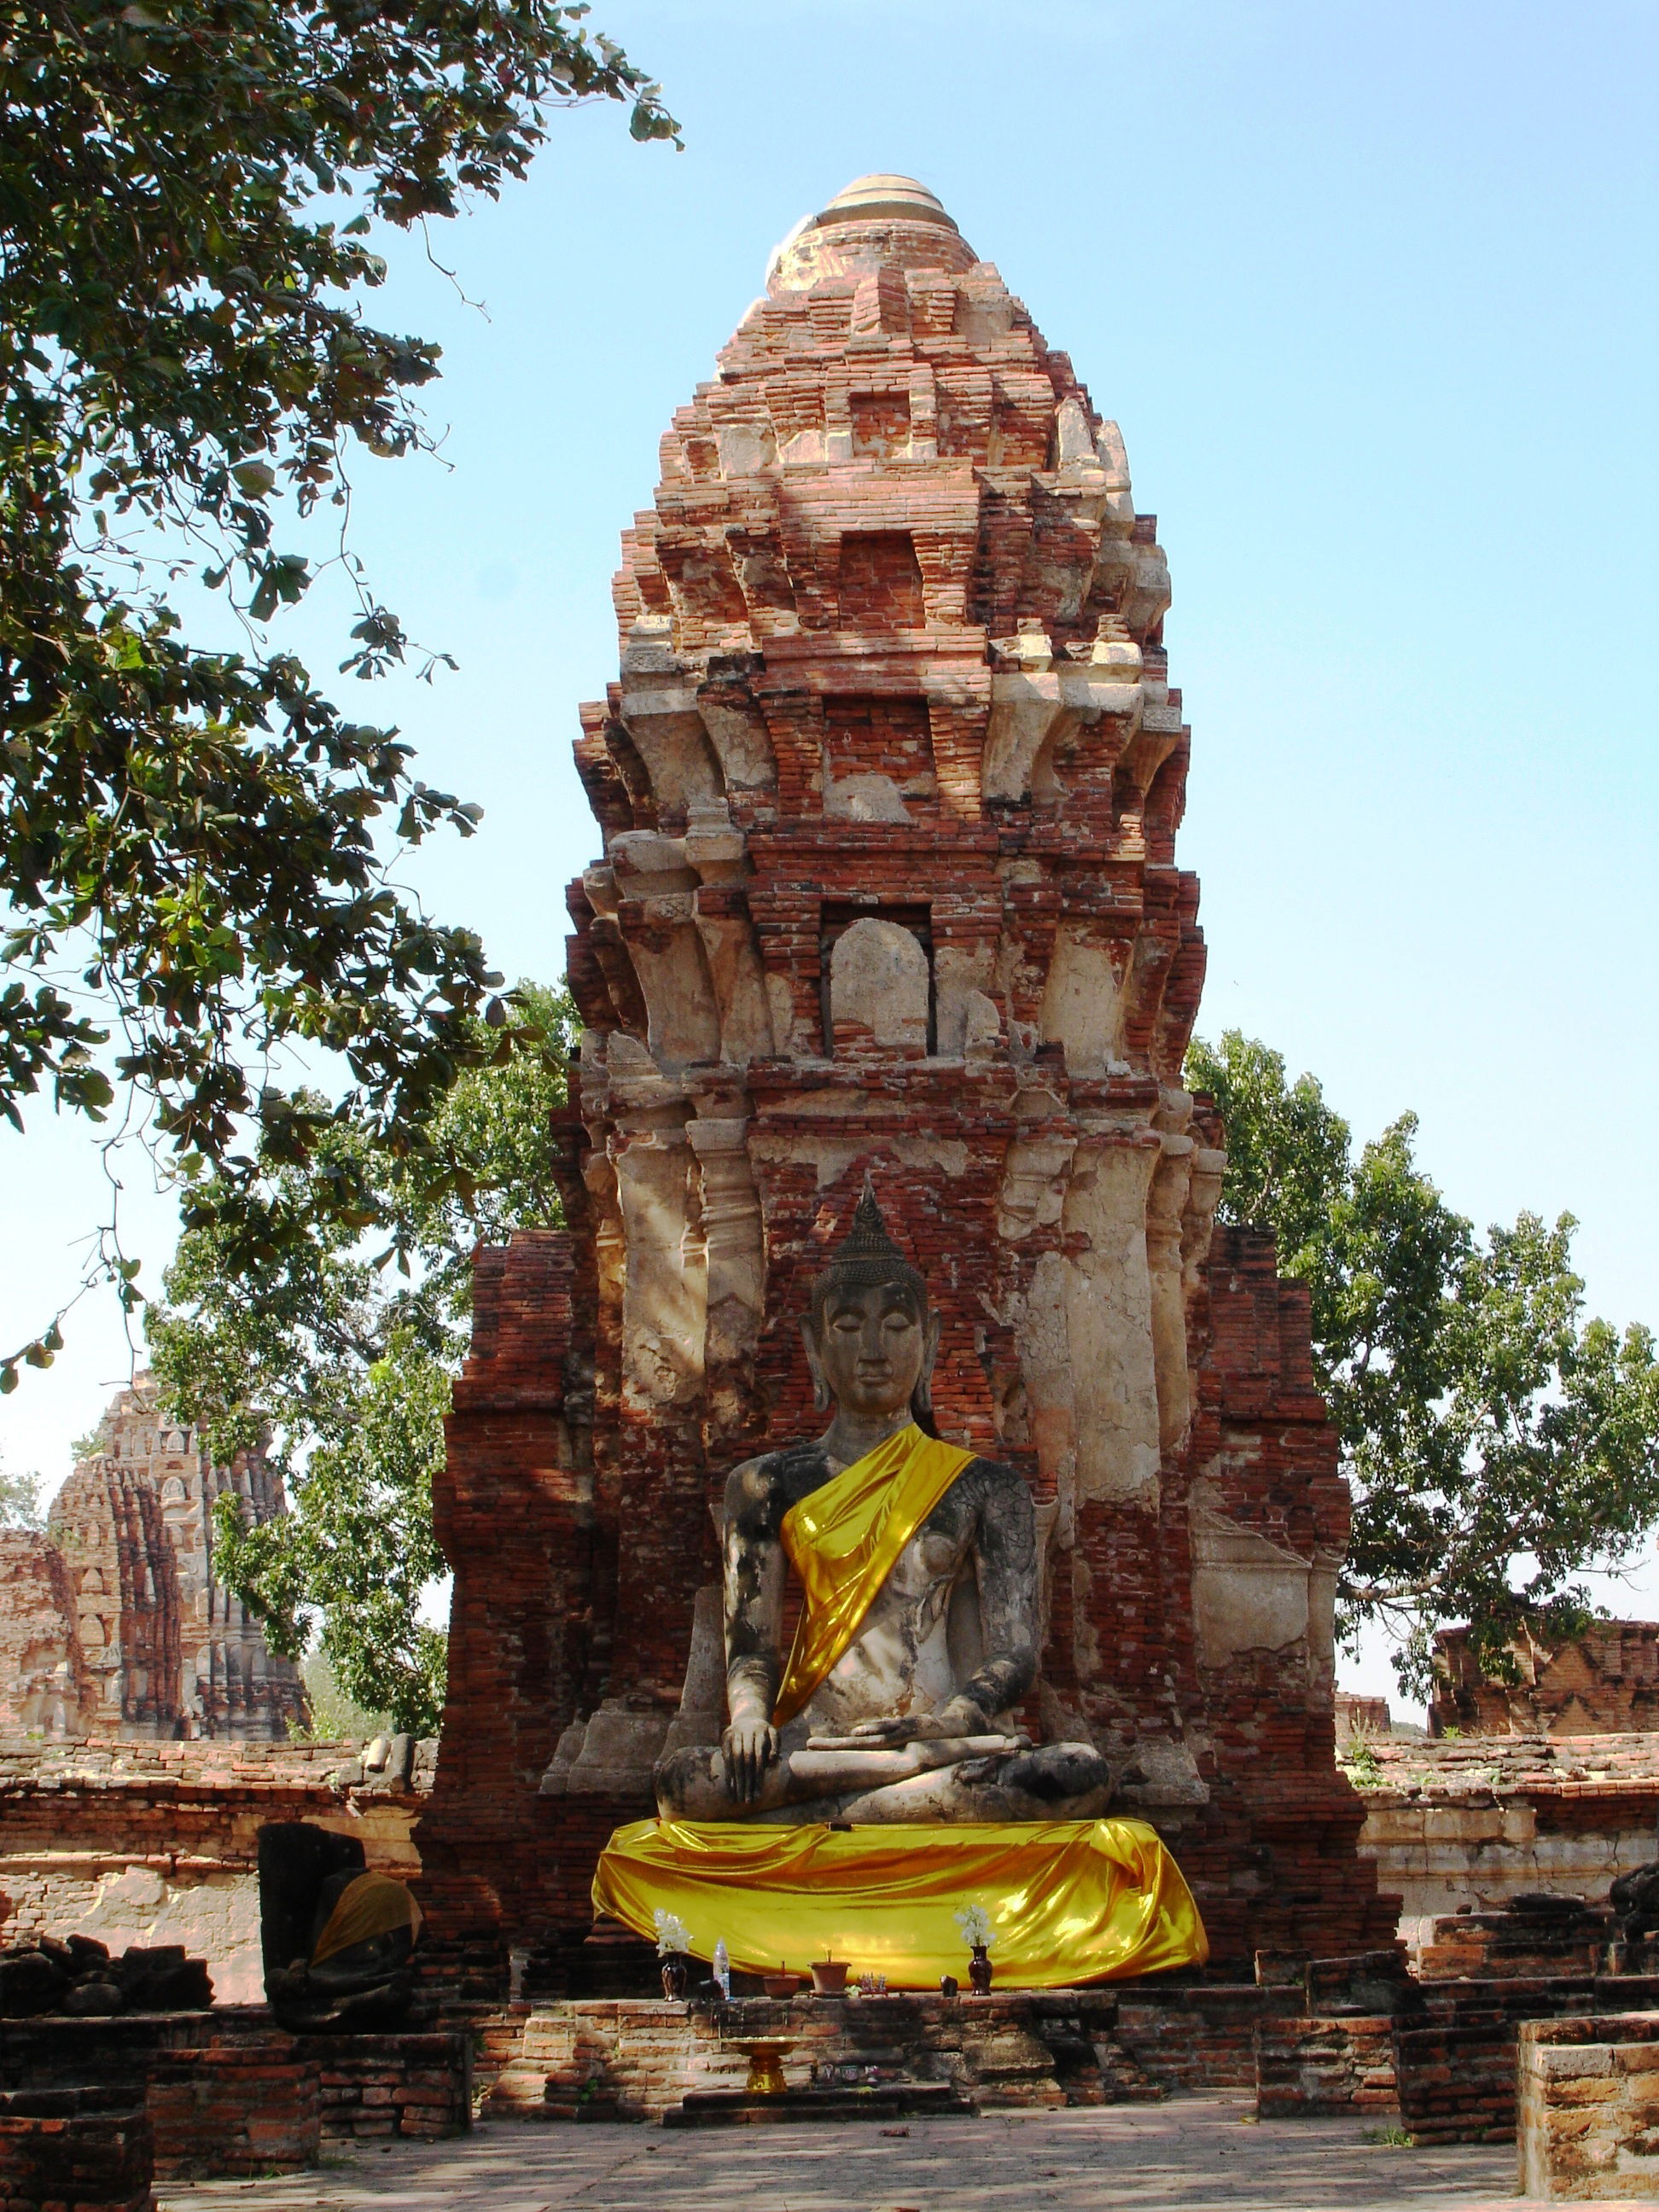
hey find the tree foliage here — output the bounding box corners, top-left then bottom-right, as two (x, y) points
(0, 1456), (44, 1530)
(0, 0), (674, 1385)
(147, 981), (575, 1732)
(1187, 1030), (1659, 1694)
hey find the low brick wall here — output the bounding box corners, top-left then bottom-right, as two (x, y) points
(148, 2034), (318, 2179)
(0, 2009), (470, 2174)
(308, 2031), (473, 2141)
(488, 1991), (1173, 2122)
(1, 2010), (317, 2176)
(486, 1982), (1396, 2122)
(0, 2086), (152, 2212)
(1254, 2013), (1398, 2116)
(1391, 1974), (1659, 2144)
(1517, 2011), (1659, 2202)
(1114, 1984), (1293, 2091)
(1394, 2017), (1518, 2144)
(1419, 1906), (1614, 1982)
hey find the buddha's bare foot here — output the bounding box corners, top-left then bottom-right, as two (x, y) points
(1000, 1741), (1115, 1804)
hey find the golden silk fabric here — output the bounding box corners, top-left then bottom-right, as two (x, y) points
(591, 1818), (1208, 1988)
(772, 1423), (975, 1726)
(310, 1871), (423, 1967)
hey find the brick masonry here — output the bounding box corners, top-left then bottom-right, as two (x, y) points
(0, 2087), (152, 2212)
(1348, 1732), (1659, 1952)
(0, 2012), (470, 2176)
(0, 1735), (428, 2005)
(0, 1376), (303, 1743)
(1517, 2011), (1659, 2201)
(483, 1988), (1289, 2122)
(1253, 2012), (1399, 2118)
(418, 172), (1393, 1988)
(1435, 1622), (1659, 1738)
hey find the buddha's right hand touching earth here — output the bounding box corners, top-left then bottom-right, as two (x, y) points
(722, 1709), (778, 1803)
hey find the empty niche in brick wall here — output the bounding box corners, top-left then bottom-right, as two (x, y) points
(769, 388), (824, 465)
(850, 389), (911, 459)
(837, 532), (925, 631)
(821, 905), (934, 1057)
(823, 695), (936, 821)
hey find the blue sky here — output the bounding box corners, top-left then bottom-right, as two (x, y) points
(3, 0), (1655, 1711)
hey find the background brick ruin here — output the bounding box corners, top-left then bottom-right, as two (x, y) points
(1433, 1622), (1659, 1739)
(0, 1377), (303, 1742)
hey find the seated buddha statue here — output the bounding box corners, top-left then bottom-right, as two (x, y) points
(654, 1184), (1114, 1825)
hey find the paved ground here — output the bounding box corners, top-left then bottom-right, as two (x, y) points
(157, 2096), (1593, 2212)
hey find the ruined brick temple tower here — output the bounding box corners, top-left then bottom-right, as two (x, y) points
(0, 1375), (305, 1740)
(419, 175), (1395, 1978)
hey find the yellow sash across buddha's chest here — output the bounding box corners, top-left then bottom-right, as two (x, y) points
(771, 1423), (975, 1726)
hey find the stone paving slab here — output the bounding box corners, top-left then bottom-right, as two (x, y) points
(155, 2093), (1588, 2211)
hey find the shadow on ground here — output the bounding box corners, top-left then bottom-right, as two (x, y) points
(155, 2092), (1572, 2211)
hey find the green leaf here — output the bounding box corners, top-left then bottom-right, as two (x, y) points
(0, 0), (668, 1433)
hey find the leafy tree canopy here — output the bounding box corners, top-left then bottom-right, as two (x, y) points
(0, 0), (674, 1388)
(0, 1456), (44, 1529)
(1187, 1030), (1659, 1696)
(147, 980), (575, 1732)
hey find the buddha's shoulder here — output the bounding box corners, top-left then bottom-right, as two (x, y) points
(941, 1450), (1031, 1509)
(723, 1442), (831, 1513)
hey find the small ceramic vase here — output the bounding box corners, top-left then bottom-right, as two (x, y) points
(939, 1973), (959, 1999)
(660, 1951), (690, 2000)
(968, 1943), (993, 1994)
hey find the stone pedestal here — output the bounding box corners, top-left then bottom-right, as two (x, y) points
(483, 1984), (1361, 2123)
(1517, 2012), (1659, 2201)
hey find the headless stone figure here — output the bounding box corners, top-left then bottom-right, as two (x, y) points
(655, 1185), (1113, 1825)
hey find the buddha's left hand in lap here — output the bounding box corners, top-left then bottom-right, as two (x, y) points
(808, 1699), (1009, 1749)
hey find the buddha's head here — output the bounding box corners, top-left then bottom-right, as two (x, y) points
(800, 1180), (941, 1428)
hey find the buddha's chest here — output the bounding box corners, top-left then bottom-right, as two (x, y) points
(879, 1515), (971, 1600)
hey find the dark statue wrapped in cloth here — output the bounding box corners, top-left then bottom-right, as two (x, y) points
(593, 1184), (1208, 1988)
(258, 1822), (423, 2033)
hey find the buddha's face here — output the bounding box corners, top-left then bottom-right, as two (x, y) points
(805, 1278), (939, 1423)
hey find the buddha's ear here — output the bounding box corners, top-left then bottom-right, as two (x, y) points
(911, 1305), (944, 1422)
(800, 1316), (832, 1415)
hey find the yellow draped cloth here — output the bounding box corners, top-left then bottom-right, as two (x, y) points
(311, 1871), (422, 1967)
(772, 1423), (975, 1726)
(592, 1817), (1208, 1988)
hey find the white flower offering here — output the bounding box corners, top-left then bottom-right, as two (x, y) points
(653, 1907), (692, 1957)
(954, 1902), (996, 1950)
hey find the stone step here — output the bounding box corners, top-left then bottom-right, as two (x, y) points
(663, 2081), (973, 2128)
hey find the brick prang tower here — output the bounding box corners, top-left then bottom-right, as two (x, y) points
(419, 174), (1396, 1986)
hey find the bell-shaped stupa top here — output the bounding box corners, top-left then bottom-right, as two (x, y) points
(768, 172), (975, 294)
(814, 174), (959, 231)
